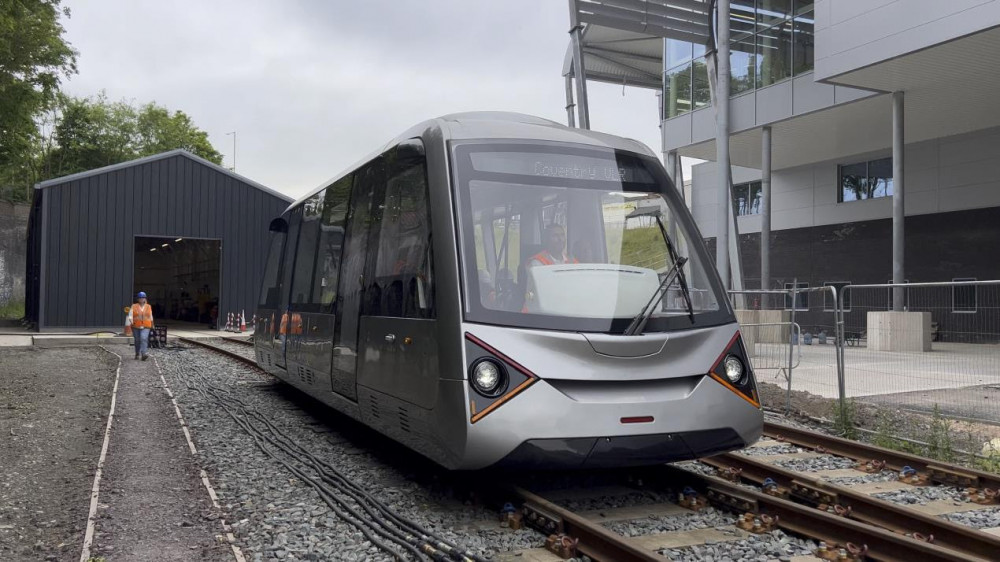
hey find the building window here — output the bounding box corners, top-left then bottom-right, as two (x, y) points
(663, 61), (693, 118)
(730, 35), (756, 95)
(784, 282), (808, 310)
(823, 281), (851, 312)
(732, 180), (762, 216)
(756, 19), (792, 88)
(792, 6), (814, 74)
(839, 157), (893, 202)
(953, 278), (977, 313)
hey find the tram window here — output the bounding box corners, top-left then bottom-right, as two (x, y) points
(314, 175), (351, 313)
(289, 191), (324, 311)
(372, 152), (434, 318)
(259, 229), (286, 307)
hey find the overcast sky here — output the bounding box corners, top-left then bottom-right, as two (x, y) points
(60, 1), (686, 199)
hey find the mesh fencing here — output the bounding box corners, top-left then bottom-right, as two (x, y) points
(731, 281), (1000, 458)
(731, 286), (843, 414)
(840, 281), (1000, 426)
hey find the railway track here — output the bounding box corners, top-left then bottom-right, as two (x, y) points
(182, 339), (1000, 561)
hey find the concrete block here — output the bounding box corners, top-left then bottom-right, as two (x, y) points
(866, 311), (931, 352)
(735, 309), (791, 351)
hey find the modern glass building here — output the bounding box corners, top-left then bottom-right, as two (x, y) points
(565, 0), (1000, 302)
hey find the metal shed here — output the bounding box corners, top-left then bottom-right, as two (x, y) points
(25, 149), (291, 330)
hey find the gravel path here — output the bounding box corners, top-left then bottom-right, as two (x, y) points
(160, 347), (541, 561)
(0, 346), (116, 561)
(89, 350), (230, 561)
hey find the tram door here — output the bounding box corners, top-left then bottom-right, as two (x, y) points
(273, 209), (302, 369)
(331, 159), (384, 401)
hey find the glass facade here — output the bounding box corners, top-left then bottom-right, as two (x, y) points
(662, 1), (815, 119)
(839, 157), (893, 202)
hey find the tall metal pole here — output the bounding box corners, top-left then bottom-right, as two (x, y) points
(564, 73), (577, 128)
(892, 92), (905, 311)
(715, 0), (732, 288)
(761, 126), (772, 293)
(568, 0), (591, 129)
(226, 131), (237, 172)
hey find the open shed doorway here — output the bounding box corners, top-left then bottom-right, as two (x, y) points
(134, 236), (221, 327)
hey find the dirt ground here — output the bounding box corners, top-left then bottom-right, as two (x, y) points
(0, 346), (117, 561)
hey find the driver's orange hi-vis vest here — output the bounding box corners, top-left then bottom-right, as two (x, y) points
(131, 303), (153, 329)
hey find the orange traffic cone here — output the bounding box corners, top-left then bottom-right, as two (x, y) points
(240, 310), (247, 332)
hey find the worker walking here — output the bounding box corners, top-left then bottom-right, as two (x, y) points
(127, 291), (155, 361)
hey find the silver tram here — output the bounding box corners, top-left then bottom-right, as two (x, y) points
(254, 112), (762, 470)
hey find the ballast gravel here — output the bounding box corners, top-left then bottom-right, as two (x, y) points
(158, 347), (542, 561)
(942, 506), (1000, 529)
(736, 444), (802, 456)
(873, 486), (966, 505)
(825, 471), (898, 485)
(658, 529), (818, 561)
(604, 510), (736, 537)
(773, 455), (856, 472)
(555, 489), (675, 512)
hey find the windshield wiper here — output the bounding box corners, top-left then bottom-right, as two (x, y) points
(624, 256), (687, 336)
(625, 206), (696, 326)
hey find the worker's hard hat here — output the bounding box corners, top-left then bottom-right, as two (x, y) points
(137, 291), (147, 298)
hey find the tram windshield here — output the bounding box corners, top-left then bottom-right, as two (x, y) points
(452, 142), (730, 333)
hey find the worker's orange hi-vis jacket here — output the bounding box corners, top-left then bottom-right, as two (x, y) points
(129, 303), (154, 329)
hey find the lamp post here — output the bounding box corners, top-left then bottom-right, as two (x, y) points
(226, 131), (236, 172)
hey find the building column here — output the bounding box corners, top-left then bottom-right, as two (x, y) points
(892, 91), (905, 311)
(568, 0), (591, 130)
(564, 72), (577, 128)
(760, 126), (772, 293)
(715, 0), (732, 288)
(666, 150), (679, 186)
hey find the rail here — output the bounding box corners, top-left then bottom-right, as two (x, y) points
(644, 466), (976, 562)
(763, 422), (1000, 490)
(702, 453), (1000, 560)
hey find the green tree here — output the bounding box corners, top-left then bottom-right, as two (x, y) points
(0, 0), (77, 200)
(43, 93), (223, 179)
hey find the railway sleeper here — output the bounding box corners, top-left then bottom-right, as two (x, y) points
(927, 464), (981, 488)
(790, 480), (838, 506)
(522, 502), (564, 537)
(705, 486), (758, 513)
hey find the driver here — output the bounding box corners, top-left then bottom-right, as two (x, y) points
(527, 225), (577, 267)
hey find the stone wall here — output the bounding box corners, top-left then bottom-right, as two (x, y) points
(0, 202), (29, 307)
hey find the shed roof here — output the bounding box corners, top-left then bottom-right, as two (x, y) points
(35, 149), (292, 202)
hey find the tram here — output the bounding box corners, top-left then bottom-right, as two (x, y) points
(254, 112), (762, 469)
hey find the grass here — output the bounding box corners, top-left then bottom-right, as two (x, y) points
(0, 300), (24, 320)
(833, 398), (859, 440)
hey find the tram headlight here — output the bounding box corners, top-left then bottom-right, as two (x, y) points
(723, 355), (745, 384)
(470, 359), (507, 397)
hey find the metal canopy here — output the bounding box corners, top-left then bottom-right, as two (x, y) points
(564, 0), (712, 90)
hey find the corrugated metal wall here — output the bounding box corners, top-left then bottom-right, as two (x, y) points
(37, 152), (290, 329)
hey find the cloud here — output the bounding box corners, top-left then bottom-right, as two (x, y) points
(60, 0), (663, 198)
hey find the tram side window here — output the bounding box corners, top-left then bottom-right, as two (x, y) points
(259, 228), (286, 307)
(289, 191), (324, 312)
(314, 175), (351, 313)
(372, 153), (434, 318)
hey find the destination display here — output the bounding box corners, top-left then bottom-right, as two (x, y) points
(468, 151), (656, 184)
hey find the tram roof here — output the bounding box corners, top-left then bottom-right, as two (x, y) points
(286, 111), (657, 211)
